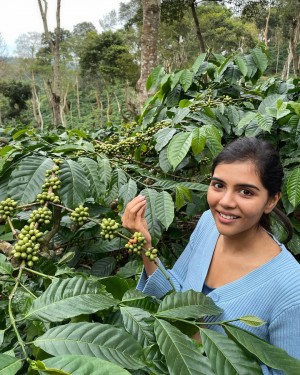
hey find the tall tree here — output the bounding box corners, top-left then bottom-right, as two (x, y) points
(37, 0), (62, 127)
(136, 0), (161, 107)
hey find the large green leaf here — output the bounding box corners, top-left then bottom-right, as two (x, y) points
(0, 253), (13, 275)
(155, 191), (174, 230)
(24, 276), (117, 322)
(40, 355), (131, 375)
(155, 128), (177, 152)
(257, 113), (273, 132)
(224, 324), (300, 375)
(287, 167), (300, 207)
(251, 46), (268, 74)
(191, 128), (206, 156)
(8, 156), (53, 204)
(119, 178), (137, 207)
(34, 322), (145, 370)
(154, 319), (214, 375)
(200, 328), (263, 375)
(155, 290), (223, 320)
(90, 257), (116, 277)
(98, 156), (112, 189)
(172, 107), (190, 125)
(78, 157), (105, 201)
(192, 53), (207, 74)
(234, 55), (248, 77)
(0, 354), (23, 375)
(60, 160), (89, 209)
(140, 188), (162, 245)
(180, 69), (194, 92)
(153, 179), (208, 192)
(120, 306), (155, 346)
(121, 289), (160, 313)
(202, 125), (223, 158)
(238, 112), (257, 129)
(167, 132), (193, 170)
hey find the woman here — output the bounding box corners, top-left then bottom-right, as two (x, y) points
(122, 137), (300, 374)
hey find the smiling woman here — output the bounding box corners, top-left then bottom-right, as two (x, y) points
(122, 136), (300, 375)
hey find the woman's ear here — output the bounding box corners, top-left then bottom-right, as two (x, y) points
(264, 192), (281, 214)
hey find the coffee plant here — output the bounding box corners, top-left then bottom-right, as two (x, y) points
(0, 45), (300, 374)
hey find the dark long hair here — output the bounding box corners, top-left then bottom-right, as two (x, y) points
(211, 137), (293, 243)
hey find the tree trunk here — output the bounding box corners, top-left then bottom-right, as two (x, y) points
(282, 12), (300, 79)
(76, 75), (81, 119)
(263, 5), (271, 46)
(37, 0), (62, 128)
(31, 71), (44, 130)
(136, 0), (161, 108)
(189, 0), (206, 53)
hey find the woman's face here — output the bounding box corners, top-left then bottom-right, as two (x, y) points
(207, 161), (280, 239)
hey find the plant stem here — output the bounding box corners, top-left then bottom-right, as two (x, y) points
(23, 266), (57, 280)
(20, 282), (37, 298)
(7, 216), (18, 238)
(8, 263), (28, 359)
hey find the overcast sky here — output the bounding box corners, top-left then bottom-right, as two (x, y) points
(0, 0), (128, 53)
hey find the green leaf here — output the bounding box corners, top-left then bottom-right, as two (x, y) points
(41, 355), (131, 375)
(155, 191), (174, 230)
(200, 328), (263, 375)
(175, 185), (192, 209)
(140, 188), (162, 244)
(155, 290), (223, 320)
(159, 147), (172, 173)
(121, 289), (159, 313)
(52, 144), (94, 153)
(78, 157), (105, 202)
(0, 253), (13, 275)
(98, 157), (112, 189)
(234, 55), (248, 76)
(238, 112), (257, 129)
(146, 66), (164, 91)
(8, 156), (53, 204)
(251, 46), (268, 73)
(119, 179), (137, 207)
(34, 322), (145, 370)
(239, 315), (266, 327)
(179, 69), (194, 92)
(170, 71), (183, 91)
(0, 354), (23, 375)
(287, 168), (300, 207)
(167, 132), (193, 170)
(257, 113), (273, 132)
(172, 107), (190, 125)
(154, 128), (177, 152)
(191, 128), (206, 156)
(153, 179), (208, 192)
(154, 319), (214, 375)
(120, 306), (155, 346)
(24, 276), (117, 322)
(202, 125), (223, 158)
(224, 324), (300, 375)
(91, 257), (116, 277)
(192, 53), (206, 74)
(60, 160), (89, 209)
(258, 94), (285, 115)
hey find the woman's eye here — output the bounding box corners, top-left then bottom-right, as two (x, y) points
(211, 182), (223, 189)
(240, 189), (253, 196)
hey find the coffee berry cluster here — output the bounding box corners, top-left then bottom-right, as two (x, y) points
(144, 247), (158, 261)
(125, 232), (146, 256)
(28, 206), (52, 225)
(94, 121), (169, 157)
(36, 160), (63, 204)
(0, 198), (18, 220)
(69, 205), (89, 225)
(100, 218), (120, 240)
(11, 223), (44, 267)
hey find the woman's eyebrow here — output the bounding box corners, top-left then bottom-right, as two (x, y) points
(211, 177), (260, 191)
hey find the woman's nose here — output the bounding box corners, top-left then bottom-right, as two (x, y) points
(219, 190), (236, 208)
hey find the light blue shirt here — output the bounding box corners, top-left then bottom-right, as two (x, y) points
(137, 210), (300, 374)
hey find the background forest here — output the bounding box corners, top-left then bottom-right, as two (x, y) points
(0, 1), (300, 374)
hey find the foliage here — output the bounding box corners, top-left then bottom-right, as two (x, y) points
(0, 45), (300, 374)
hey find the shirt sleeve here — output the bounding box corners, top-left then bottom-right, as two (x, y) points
(136, 210), (210, 298)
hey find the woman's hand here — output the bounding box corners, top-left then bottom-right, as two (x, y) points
(122, 195), (151, 245)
